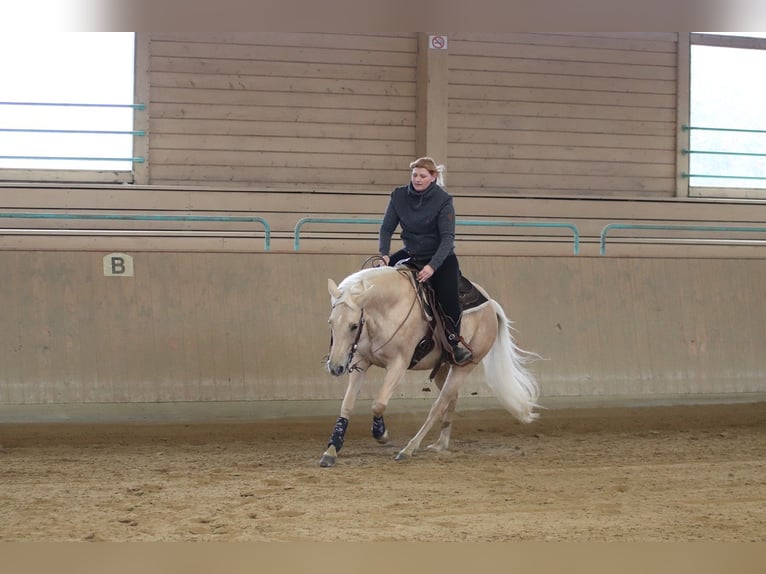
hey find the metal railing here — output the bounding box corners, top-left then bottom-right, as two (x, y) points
(599, 222), (766, 255)
(293, 217), (580, 254)
(682, 124), (766, 182)
(0, 212), (271, 251)
(0, 101), (145, 165)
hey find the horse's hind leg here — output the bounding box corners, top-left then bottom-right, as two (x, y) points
(395, 368), (468, 461)
(426, 364), (455, 452)
(427, 395), (458, 453)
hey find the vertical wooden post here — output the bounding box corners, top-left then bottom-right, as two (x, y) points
(415, 33), (449, 166)
(133, 33), (151, 185)
(676, 31), (691, 198)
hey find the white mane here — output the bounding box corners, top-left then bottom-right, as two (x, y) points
(331, 266), (398, 307)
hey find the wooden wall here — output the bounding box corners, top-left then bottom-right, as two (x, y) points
(138, 32), (681, 198)
(446, 33), (679, 197)
(145, 33), (418, 191)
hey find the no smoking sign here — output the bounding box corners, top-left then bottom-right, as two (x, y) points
(429, 35), (448, 50)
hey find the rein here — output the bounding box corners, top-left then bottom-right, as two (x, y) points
(369, 284), (419, 356)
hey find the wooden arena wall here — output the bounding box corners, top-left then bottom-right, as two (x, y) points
(445, 33), (679, 197)
(136, 32), (682, 197)
(1, 251), (764, 419)
(144, 32), (419, 191)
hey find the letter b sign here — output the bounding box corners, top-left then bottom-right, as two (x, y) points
(103, 253), (134, 277)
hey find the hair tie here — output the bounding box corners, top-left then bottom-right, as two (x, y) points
(436, 164), (446, 187)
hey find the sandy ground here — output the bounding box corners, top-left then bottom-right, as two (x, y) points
(0, 401), (765, 542)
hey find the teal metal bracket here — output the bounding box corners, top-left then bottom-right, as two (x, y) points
(599, 222), (766, 255)
(293, 217), (580, 255)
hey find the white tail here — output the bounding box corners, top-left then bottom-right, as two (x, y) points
(481, 300), (540, 423)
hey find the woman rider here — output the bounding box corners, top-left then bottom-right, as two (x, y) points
(378, 157), (473, 365)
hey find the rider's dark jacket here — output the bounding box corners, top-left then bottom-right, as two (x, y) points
(378, 180), (456, 271)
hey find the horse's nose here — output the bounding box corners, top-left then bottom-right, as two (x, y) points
(328, 363), (346, 377)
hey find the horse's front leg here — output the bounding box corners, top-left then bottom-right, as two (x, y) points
(370, 358), (409, 446)
(319, 362), (369, 468)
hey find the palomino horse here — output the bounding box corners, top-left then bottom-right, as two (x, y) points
(320, 264), (540, 467)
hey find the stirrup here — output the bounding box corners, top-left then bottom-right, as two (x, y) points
(452, 344), (473, 365)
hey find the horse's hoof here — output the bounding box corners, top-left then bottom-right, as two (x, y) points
(375, 430), (390, 445)
(319, 445), (337, 467)
(394, 450), (410, 461)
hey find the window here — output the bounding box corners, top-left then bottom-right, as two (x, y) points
(0, 32), (137, 182)
(688, 33), (766, 196)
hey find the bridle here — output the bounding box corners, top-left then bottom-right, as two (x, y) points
(345, 307), (366, 372)
(329, 280), (419, 373)
(328, 303), (366, 373)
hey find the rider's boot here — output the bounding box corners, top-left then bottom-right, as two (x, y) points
(448, 332), (473, 365)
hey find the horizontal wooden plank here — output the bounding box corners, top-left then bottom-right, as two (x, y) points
(449, 99), (676, 122)
(448, 143), (672, 164)
(148, 165), (409, 187)
(448, 114), (675, 137)
(151, 150), (412, 170)
(448, 55), (677, 81)
(0, 170), (132, 184)
(449, 69), (676, 95)
(150, 41), (417, 67)
(151, 87), (415, 111)
(150, 32), (417, 53)
(150, 72), (416, 97)
(151, 118), (415, 140)
(143, 180), (394, 193)
(548, 32), (678, 42)
(449, 84), (675, 109)
(449, 38), (677, 67)
(150, 56), (417, 82)
(448, 128), (676, 151)
(449, 32), (678, 52)
(447, 173), (674, 193)
(150, 135), (414, 155)
(448, 186), (675, 199)
(447, 158), (675, 179)
(150, 103), (415, 125)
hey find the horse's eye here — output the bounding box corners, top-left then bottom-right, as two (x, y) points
(350, 324), (358, 331)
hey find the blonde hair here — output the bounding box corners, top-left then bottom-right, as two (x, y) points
(409, 156), (446, 187)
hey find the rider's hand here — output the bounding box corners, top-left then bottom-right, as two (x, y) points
(380, 255), (390, 266)
(417, 265), (434, 282)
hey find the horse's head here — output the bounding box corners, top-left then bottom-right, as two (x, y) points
(326, 277), (374, 376)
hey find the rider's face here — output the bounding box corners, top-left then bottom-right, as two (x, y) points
(411, 167), (436, 191)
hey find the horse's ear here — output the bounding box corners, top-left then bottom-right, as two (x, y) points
(356, 279), (375, 307)
(328, 278), (342, 299)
